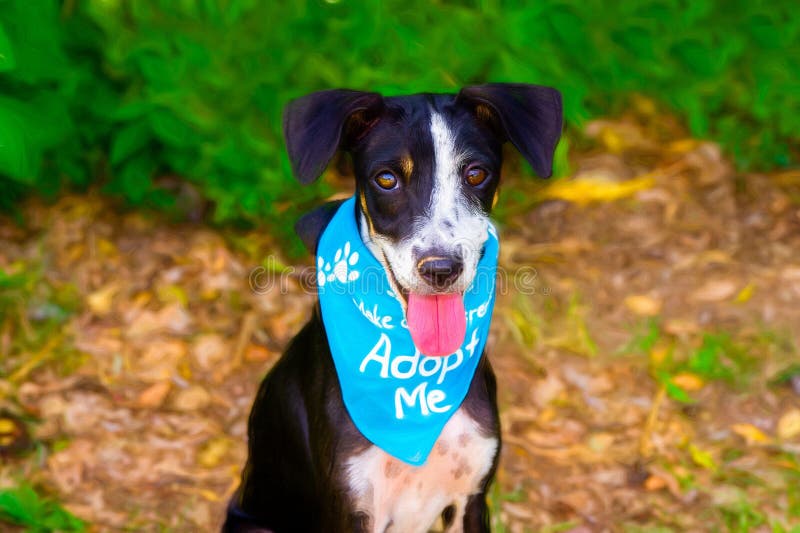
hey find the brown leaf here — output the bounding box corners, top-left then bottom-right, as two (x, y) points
(690, 279), (739, 302)
(244, 344), (273, 363)
(624, 294), (662, 316)
(136, 381), (172, 409)
(644, 474), (667, 491)
(172, 385), (211, 411)
(777, 409), (800, 440)
(191, 334), (229, 370)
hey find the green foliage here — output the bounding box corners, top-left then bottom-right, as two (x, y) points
(0, 0), (798, 236)
(0, 484), (85, 532)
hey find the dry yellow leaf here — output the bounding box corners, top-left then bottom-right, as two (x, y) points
(624, 294), (662, 316)
(668, 139), (702, 153)
(0, 418), (18, 433)
(649, 345), (669, 367)
(198, 437), (230, 468)
(588, 432), (615, 453)
(538, 175), (656, 205)
(671, 372), (705, 391)
(734, 283), (755, 303)
(731, 423), (772, 445)
(688, 443), (717, 471)
(87, 283), (120, 315)
(600, 128), (625, 153)
(777, 409), (800, 440)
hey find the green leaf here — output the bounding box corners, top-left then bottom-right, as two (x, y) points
(0, 101), (30, 180)
(149, 111), (198, 149)
(0, 23), (16, 72)
(0, 485), (85, 532)
(110, 120), (151, 164)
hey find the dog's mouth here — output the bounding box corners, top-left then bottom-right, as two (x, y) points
(384, 263), (466, 358)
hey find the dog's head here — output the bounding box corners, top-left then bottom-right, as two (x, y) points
(286, 83), (562, 308)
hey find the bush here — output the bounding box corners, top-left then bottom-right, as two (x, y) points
(0, 0), (797, 236)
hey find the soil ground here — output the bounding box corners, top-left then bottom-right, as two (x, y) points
(1, 109), (799, 532)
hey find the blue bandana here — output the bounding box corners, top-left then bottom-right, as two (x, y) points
(316, 197), (499, 466)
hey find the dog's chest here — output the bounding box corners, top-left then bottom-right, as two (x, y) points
(343, 409), (497, 533)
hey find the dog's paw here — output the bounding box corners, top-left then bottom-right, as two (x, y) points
(318, 241), (360, 286)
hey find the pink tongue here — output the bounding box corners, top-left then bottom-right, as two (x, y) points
(407, 293), (466, 357)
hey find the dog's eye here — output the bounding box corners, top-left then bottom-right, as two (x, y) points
(465, 166), (489, 187)
(374, 172), (399, 190)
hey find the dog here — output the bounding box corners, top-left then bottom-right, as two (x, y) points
(225, 83), (563, 533)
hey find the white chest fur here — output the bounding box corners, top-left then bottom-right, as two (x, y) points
(344, 409), (497, 533)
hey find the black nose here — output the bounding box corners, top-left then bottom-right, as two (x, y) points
(417, 256), (463, 289)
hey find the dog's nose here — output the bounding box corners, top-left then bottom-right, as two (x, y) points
(417, 256), (463, 289)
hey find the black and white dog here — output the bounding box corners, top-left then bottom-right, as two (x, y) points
(225, 84), (562, 532)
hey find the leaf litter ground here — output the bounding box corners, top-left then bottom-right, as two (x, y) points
(1, 109), (799, 532)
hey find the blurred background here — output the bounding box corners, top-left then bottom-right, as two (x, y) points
(0, 1), (799, 531)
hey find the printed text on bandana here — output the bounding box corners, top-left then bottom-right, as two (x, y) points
(359, 327), (482, 419)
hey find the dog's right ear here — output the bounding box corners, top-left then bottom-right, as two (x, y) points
(294, 199), (345, 254)
(283, 90), (384, 184)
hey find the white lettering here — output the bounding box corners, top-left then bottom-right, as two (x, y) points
(394, 382), (452, 418)
(395, 382), (429, 419)
(359, 333), (391, 377)
(353, 299), (394, 330)
(391, 349), (420, 378)
(418, 356), (442, 378)
(465, 328), (480, 359)
(438, 350), (463, 384)
(427, 389), (451, 413)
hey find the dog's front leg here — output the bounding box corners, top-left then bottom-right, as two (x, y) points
(460, 492), (491, 533)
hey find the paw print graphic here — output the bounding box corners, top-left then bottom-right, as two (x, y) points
(317, 241), (360, 286)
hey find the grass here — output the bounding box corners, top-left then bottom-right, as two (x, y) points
(0, 262), (82, 381)
(619, 318), (797, 403)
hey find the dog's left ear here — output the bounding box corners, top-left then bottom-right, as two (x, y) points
(283, 89), (385, 185)
(457, 83), (563, 178)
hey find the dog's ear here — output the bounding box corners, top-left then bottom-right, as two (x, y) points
(457, 83), (563, 178)
(283, 90), (384, 184)
(294, 199), (346, 254)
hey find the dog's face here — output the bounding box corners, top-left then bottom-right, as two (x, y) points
(285, 84), (562, 304)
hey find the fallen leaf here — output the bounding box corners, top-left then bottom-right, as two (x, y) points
(587, 432), (614, 453)
(671, 372), (705, 391)
(690, 280), (739, 302)
(172, 385), (211, 411)
(734, 283), (755, 303)
(191, 334), (229, 370)
(136, 381), (171, 408)
(624, 294), (662, 316)
(644, 474), (667, 491)
(87, 284), (120, 315)
(197, 437), (230, 468)
(731, 423), (772, 445)
(244, 344), (273, 363)
(688, 443), (717, 471)
(127, 304), (193, 338)
(777, 409), (800, 440)
(538, 175), (656, 205)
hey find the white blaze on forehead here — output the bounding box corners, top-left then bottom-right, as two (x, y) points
(429, 112), (467, 220)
